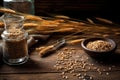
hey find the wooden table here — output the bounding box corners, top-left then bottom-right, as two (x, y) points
(0, 19), (120, 80)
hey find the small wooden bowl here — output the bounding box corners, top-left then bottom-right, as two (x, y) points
(81, 37), (117, 58)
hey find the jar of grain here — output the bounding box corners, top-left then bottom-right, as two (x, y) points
(1, 13), (29, 65)
(3, 0), (35, 15)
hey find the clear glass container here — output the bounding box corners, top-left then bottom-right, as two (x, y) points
(3, 0), (35, 15)
(1, 13), (29, 65)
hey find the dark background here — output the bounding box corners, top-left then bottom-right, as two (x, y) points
(0, 0), (120, 23)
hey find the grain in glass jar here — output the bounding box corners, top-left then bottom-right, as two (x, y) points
(1, 13), (29, 65)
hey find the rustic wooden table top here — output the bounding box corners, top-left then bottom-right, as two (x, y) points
(0, 19), (120, 80)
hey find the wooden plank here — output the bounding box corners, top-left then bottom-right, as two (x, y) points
(0, 72), (120, 80)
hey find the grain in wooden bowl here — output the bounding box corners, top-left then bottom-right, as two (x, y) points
(81, 37), (117, 58)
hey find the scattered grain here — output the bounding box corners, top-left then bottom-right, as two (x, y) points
(103, 69), (106, 71)
(90, 76), (93, 80)
(54, 47), (112, 79)
(78, 76), (82, 79)
(108, 67), (112, 70)
(62, 72), (65, 75)
(106, 72), (109, 75)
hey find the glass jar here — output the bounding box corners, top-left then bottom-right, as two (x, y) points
(3, 0), (35, 15)
(1, 13), (29, 65)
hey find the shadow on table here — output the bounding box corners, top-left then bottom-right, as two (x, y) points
(92, 52), (120, 66)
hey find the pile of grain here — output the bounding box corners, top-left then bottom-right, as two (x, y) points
(54, 47), (115, 79)
(86, 40), (112, 51)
